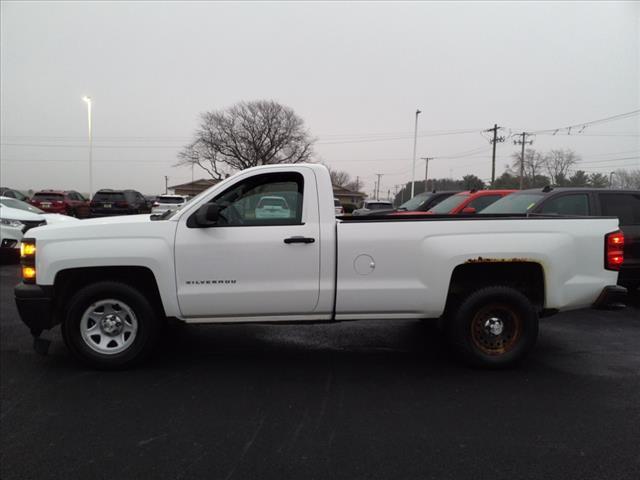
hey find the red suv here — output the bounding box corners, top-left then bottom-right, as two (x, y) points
(30, 190), (90, 218)
(394, 189), (516, 215)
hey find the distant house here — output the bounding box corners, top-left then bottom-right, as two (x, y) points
(332, 185), (366, 207)
(169, 178), (220, 197)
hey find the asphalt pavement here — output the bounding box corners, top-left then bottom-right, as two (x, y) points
(1, 263), (639, 480)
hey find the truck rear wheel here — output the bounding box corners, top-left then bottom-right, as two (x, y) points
(62, 281), (160, 369)
(447, 286), (538, 368)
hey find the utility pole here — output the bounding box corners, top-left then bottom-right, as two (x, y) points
(164, 175), (169, 194)
(420, 157), (434, 192)
(411, 109), (422, 198)
(355, 176), (360, 192)
(513, 132), (534, 189)
(484, 124), (505, 186)
(375, 173), (383, 200)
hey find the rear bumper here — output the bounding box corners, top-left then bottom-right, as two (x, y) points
(592, 285), (628, 309)
(14, 283), (57, 335)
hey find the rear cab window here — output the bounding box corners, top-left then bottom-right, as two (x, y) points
(158, 196), (185, 204)
(93, 191), (126, 202)
(33, 193), (64, 202)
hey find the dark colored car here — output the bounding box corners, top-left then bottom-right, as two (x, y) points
(355, 191), (459, 216)
(0, 187), (30, 202)
(481, 188), (640, 290)
(395, 189), (516, 216)
(29, 190), (90, 218)
(90, 189), (151, 217)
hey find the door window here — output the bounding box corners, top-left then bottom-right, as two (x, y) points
(599, 193), (640, 226)
(467, 195), (502, 212)
(539, 194), (590, 215)
(211, 172), (304, 226)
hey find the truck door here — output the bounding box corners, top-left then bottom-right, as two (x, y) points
(174, 169), (321, 319)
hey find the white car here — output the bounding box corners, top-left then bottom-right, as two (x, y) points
(14, 164), (625, 369)
(151, 195), (188, 215)
(0, 196), (79, 251)
(334, 198), (344, 215)
(254, 195), (291, 219)
(352, 200), (394, 216)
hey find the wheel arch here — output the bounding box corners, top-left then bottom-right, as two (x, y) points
(445, 261), (546, 315)
(54, 266), (167, 319)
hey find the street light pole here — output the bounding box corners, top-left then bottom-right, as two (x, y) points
(411, 109), (422, 198)
(82, 96), (93, 197)
(420, 157), (434, 192)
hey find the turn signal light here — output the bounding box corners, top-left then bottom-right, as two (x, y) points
(605, 231), (625, 271)
(20, 242), (36, 257)
(22, 266), (36, 282)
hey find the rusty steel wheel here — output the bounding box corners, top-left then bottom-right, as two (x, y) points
(447, 286), (538, 368)
(470, 303), (522, 356)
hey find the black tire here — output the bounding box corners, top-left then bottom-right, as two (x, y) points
(446, 286), (538, 368)
(61, 281), (161, 369)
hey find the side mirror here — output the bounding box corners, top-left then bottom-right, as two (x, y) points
(462, 207), (477, 214)
(194, 203), (221, 227)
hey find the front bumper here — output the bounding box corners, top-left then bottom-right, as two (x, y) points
(14, 283), (57, 335)
(592, 285), (628, 309)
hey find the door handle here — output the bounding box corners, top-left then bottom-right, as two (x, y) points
(284, 236), (315, 244)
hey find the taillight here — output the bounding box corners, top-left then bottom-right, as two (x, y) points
(605, 230), (624, 271)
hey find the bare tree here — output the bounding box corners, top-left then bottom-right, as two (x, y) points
(613, 169), (640, 189)
(328, 168), (351, 187)
(177, 100), (315, 179)
(544, 149), (579, 185)
(510, 148), (545, 184)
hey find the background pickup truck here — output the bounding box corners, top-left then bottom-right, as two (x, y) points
(15, 164), (626, 369)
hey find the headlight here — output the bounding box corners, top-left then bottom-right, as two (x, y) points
(1, 218), (24, 228)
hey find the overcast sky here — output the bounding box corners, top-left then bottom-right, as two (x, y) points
(1, 1), (639, 197)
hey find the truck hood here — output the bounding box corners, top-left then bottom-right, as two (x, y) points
(27, 214), (174, 241)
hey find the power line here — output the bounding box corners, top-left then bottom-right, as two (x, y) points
(529, 109), (640, 135)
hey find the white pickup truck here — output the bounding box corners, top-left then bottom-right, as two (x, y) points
(15, 164), (627, 369)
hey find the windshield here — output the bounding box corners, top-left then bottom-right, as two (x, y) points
(429, 194), (470, 213)
(480, 193), (544, 214)
(0, 197), (44, 213)
(399, 192), (433, 211)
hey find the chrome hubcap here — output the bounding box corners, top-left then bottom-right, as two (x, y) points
(484, 317), (504, 336)
(80, 299), (138, 355)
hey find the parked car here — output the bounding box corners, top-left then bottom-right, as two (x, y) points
(362, 190), (459, 216)
(15, 164), (625, 369)
(0, 196), (79, 257)
(352, 200), (394, 216)
(30, 190), (90, 218)
(334, 198), (344, 215)
(90, 189), (151, 217)
(255, 195), (291, 219)
(416, 189), (516, 215)
(151, 195), (188, 215)
(0, 187), (30, 202)
(481, 187), (640, 290)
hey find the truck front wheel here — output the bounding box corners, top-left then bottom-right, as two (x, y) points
(61, 281), (160, 369)
(447, 286), (538, 368)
